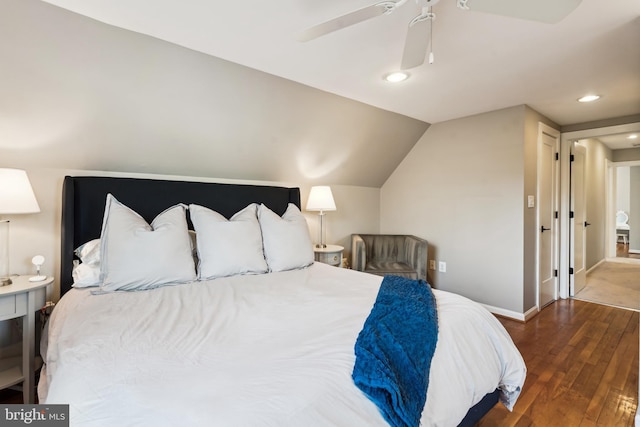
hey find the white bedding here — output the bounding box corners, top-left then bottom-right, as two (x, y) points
(39, 262), (525, 427)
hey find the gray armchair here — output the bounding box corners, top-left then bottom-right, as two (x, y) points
(351, 234), (428, 281)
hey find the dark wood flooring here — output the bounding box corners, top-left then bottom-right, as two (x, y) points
(479, 299), (638, 426)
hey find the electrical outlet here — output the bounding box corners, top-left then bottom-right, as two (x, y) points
(429, 260), (436, 270)
(438, 261), (447, 273)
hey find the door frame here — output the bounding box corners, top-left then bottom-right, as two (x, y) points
(608, 159), (640, 259)
(569, 141), (587, 296)
(559, 122), (640, 299)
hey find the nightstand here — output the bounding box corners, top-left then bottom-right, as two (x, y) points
(0, 276), (52, 404)
(313, 245), (344, 267)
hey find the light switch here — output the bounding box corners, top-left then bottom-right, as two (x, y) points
(527, 195), (535, 208)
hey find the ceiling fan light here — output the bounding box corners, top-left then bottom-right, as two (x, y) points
(578, 94), (600, 103)
(384, 71), (409, 83)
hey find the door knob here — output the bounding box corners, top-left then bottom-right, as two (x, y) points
(584, 221), (591, 227)
(541, 226), (551, 233)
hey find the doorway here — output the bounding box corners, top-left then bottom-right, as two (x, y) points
(559, 122), (640, 300)
(568, 123), (640, 310)
(611, 162), (640, 262)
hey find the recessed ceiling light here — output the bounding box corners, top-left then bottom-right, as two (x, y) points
(627, 134), (638, 140)
(577, 94), (600, 103)
(384, 72), (409, 83)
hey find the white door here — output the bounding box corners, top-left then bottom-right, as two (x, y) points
(538, 124), (559, 308)
(571, 142), (587, 295)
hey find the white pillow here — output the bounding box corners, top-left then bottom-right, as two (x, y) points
(72, 260), (101, 288)
(99, 194), (196, 291)
(189, 203), (268, 280)
(74, 239), (101, 265)
(72, 232), (198, 288)
(71, 239), (102, 288)
(258, 203), (314, 272)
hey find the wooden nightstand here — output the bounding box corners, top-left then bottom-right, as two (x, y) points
(313, 245), (344, 267)
(0, 276), (52, 403)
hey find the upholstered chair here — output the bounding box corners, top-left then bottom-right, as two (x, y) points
(351, 234), (428, 281)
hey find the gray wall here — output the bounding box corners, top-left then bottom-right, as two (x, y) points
(380, 105), (558, 315)
(616, 167), (631, 214)
(381, 106), (525, 313)
(1, 0), (428, 188)
(613, 148), (640, 163)
(582, 139), (612, 269)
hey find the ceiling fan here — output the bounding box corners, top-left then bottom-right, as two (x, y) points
(298, 0), (582, 70)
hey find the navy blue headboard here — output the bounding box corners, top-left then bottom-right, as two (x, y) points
(60, 176), (301, 296)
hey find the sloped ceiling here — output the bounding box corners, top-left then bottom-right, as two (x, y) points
(38, 0), (640, 126)
(0, 0), (429, 187)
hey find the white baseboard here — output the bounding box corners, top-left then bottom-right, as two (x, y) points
(586, 258), (606, 274)
(481, 303), (538, 322)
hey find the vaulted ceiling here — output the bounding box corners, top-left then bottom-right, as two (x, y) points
(40, 0), (640, 126)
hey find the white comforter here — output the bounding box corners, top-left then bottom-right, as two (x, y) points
(40, 263), (525, 427)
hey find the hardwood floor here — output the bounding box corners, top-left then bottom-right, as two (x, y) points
(478, 299), (639, 426)
(617, 242), (640, 260)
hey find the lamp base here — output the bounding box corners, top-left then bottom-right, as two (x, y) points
(0, 277), (12, 287)
(29, 275), (47, 282)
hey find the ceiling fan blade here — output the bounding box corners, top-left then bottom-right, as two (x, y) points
(460, 0), (582, 24)
(401, 16), (431, 70)
(298, 2), (396, 42)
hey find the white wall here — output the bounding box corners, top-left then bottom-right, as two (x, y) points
(4, 168), (380, 300)
(380, 106), (527, 314)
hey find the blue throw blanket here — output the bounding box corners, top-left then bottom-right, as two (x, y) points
(352, 275), (439, 427)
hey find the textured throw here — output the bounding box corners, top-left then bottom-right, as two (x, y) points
(352, 275), (439, 427)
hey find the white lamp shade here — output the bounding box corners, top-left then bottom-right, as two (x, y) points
(0, 169), (41, 214)
(306, 186), (336, 212)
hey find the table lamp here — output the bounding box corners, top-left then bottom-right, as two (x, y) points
(306, 186), (336, 248)
(0, 169), (41, 286)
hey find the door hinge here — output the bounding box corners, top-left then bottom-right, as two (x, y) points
(569, 211), (574, 218)
(570, 154), (575, 161)
(554, 269), (558, 277)
(555, 152), (559, 160)
(569, 267), (574, 275)
(555, 211), (558, 219)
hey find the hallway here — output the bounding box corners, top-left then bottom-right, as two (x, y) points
(574, 255), (640, 312)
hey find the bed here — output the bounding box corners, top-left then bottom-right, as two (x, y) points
(38, 176), (526, 426)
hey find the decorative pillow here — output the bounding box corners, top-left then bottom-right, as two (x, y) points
(71, 260), (101, 288)
(258, 203), (314, 272)
(99, 194), (196, 291)
(189, 203), (268, 280)
(74, 239), (101, 265)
